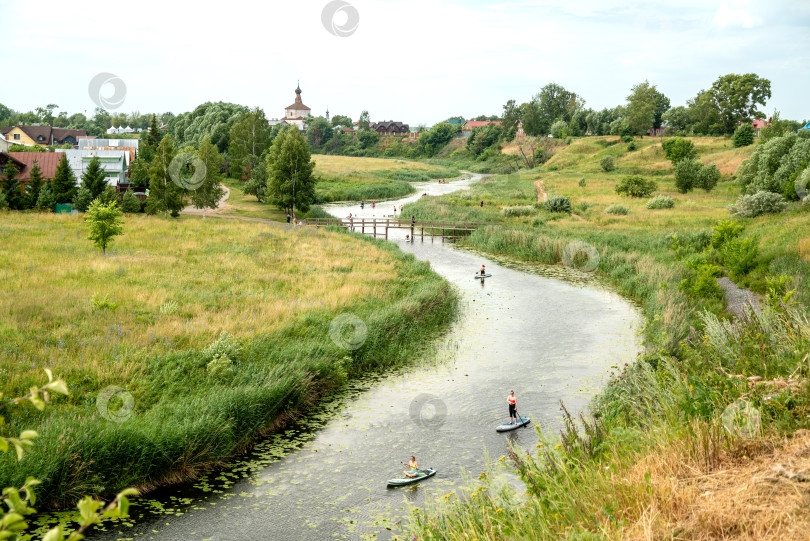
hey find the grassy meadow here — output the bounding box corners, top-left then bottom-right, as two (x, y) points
(401, 135), (810, 539)
(0, 212), (457, 506)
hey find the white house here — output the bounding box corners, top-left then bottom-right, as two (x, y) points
(55, 149), (129, 186)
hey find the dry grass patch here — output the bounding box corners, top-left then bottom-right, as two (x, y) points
(312, 154), (440, 175)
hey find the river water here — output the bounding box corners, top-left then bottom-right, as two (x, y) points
(85, 174), (642, 540)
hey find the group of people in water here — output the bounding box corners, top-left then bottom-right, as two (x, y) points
(403, 390), (519, 478)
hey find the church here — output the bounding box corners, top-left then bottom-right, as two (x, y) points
(270, 83), (311, 129)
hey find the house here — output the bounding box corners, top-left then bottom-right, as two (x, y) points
(55, 149), (128, 186)
(78, 138), (139, 165)
(800, 122), (810, 132)
(516, 120), (525, 138)
(339, 126), (355, 135)
(0, 152), (62, 192)
(461, 120), (501, 138)
(752, 118), (770, 137)
(370, 121), (409, 135)
(646, 127), (665, 137)
(0, 134), (10, 152)
(0, 125), (88, 147)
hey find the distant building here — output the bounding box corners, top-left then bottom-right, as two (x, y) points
(270, 82), (311, 130)
(0, 134), (10, 152)
(0, 125), (87, 147)
(516, 120), (525, 138)
(751, 118), (770, 137)
(78, 138), (139, 165)
(461, 120), (501, 137)
(370, 121), (409, 135)
(0, 152), (62, 192)
(800, 121), (810, 132)
(55, 149), (128, 186)
(646, 127), (665, 137)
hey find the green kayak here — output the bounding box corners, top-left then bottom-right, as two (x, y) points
(387, 469), (437, 487)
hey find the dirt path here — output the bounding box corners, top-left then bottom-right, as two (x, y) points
(535, 177), (585, 221)
(181, 184), (230, 216)
(717, 276), (761, 319)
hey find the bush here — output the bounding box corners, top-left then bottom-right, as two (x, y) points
(662, 137), (697, 164)
(729, 191), (788, 218)
(544, 195), (572, 213)
(720, 236), (759, 277)
(577, 201), (594, 212)
(615, 175), (657, 197)
(626, 141), (637, 151)
(550, 120), (569, 139)
(532, 215), (546, 226)
(646, 195), (675, 209)
(736, 132), (810, 196)
(72, 186), (93, 212)
(733, 124), (755, 147)
(600, 156), (616, 172)
(696, 163), (721, 192)
(578, 177), (586, 187)
(36, 183), (56, 211)
(674, 158), (702, 193)
(711, 220), (744, 249)
(501, 206), (535, 217)
(605, 204), (629, 215)
(121, 189), (142, 213)
(0, 190), (7, 210)
(680, 262), (723, 299)
(622, 135), (634, 143)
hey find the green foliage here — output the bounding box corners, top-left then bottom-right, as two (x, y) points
(696, 163), (721, 192)
(720, 236), (759, 277)
(626, 141), (637, 151)
(625, 80), (670, 134)
(418, 122), (456, 157)
(680, 261), (723, 299)
(528, 83), (583, 135)
(147, 135), (184, 218)
(1, 160), (23, 210)
(266, 126), (316, 216)
(190, 135), (225, 215)
(599, 156), (615, 172)
(169, 101), (248, 152)
(51, 153), (78, 204)
(732, 123), (755, 147)
(305, 115), (334, 150)
(544, 195), (571, 213)
(578, 177), (586, 187)
(674, 158), (702, 193)
(85, 199), (124, 253)
(120, 189), (142, 213)
(27, 160), (44, 209)
(662, 137), (696, 164)
(0, 189), (7, 210)
(615, 175), (657, 197)
(737, 132), (810, 195)
(549, 120), (568, 139)
(228, 107), (272, 180)
(711, 220), (744, 249)
(72, 185), (93, 212)
(729, 190), (787, 218)
(662, 106), (691, 132)
(605, 204), (629, 215)
(331, 114), (353, 128)
(356, 129), (379, 149)
(646, 195), (675, 209)
(466, 123), (502, 157)
(501, 205), (535, 217)
(35, 183), (56, 211)
(710, 73), (772, 134)
(80, 156), (108, 199)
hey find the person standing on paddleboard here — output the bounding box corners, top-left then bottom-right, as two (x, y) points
(507, 390), (517, 425)
(479, 265), (487, 276)
(402, 456), (419, 478)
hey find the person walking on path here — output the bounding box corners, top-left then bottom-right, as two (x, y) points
(286, 214), (291, 224)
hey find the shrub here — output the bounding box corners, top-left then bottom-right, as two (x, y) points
(696, 163), (721, 192)
(626, 141), (637, 151)
(501, 206), (535, 217)
(36, 183), (56, 211)
(646, 195), (675, 209)
(711, 220), (744, 249)
(577, 201), (594, 212)
(733, 124), (755, 147)
(578, 177), (586, 187)
(550, 120), (569, 139)
(729, 191), (788, 218)
(600, 156), (616, 172)
(674, 158), (702, 193)
(544, 195), (572, 213)
(121, 189), (142, 213)
(622, 135), (634, 143)
(662, 137), (696, 164)
(680, 262), (723, 299)
(0, 190), (7, 210)
(615, 175), (657, 197)
(736, 132), (810, 195)
(605, 204), (629, 215)
(532, 216), (546, 226)
(72, 186), (93, 212)
(720, 236), (759, 277)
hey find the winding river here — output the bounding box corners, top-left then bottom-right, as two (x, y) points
(85, 174), (642, 540)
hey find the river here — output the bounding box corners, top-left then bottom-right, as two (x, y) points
(85, 173), (642, 540)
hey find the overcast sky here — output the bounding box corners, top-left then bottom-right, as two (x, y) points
(2, 0), (808, 125)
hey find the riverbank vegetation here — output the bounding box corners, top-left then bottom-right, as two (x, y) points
(401, 132), (810, 539)
(0, 212), (457, 508)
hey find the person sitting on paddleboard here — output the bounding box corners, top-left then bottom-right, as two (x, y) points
(402, 456), (420, 478)
(479, 265), (486, 276)
(507, 390), (517, 425)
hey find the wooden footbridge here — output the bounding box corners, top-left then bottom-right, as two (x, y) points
(303, 217), (491, 240)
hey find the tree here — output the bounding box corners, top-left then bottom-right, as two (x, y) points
(520, 101), (542, 136)
(696, 163), (721, 192)
(662, 137), (696, 164)
(418, 122), (456, 157)
(36, 182), (56, 211)
(674, 158), (703, 193)
(501, 99), (521, 141)
(1, 161), (23, 210)
(169, 101), (248, 152)
(72, 185), (94, 212)
(532, 83), (584, 134)
(128, 157), (150, 190)
(81, 156), (109, 199)
(358, 110), (370, 130)
(687, 90), (723, 135)
(661, 106), (691, 132)
(147, 135), (183, 218)
(27, 160), (44, 208)
(244, 151), (269, 202)
(121, 189), (142, 213)
(85, 199), (124, 254)
(357, 129), (379, 149)
(266, 126), (316, 220)
(228, 107), (272, 180)
(191, 135), (225, 218)
(51, 153), (78, 204)
(331, 114), (352, 127)
(625, 81), (669, 136)
(615, 175), (658, 197)
(0, 102), (11, 125)
(733, 124), (755, 147)
(305, 116), (333, 150)
(549, 120), (568, 139)
(710, 73), (772, 134)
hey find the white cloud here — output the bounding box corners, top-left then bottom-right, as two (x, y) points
(713, 0), (761, 28)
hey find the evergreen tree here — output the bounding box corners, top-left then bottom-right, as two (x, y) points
(0, 189), (7, 210)
(1, 161), (23, 210)
(128, 157), (150, 190)
(121, 189), (142, 213)
(72, 185), (94, 212)
(27, 160), (44, 210)
(80, 156), (108, 199)
(192, 135), (225, 218)
(52, 153), (78, 204)
(147, 114), (163, 147)
(36, 182), (57, 211)
(266, 126), (316, 220)
(147, 135), (183, 218)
